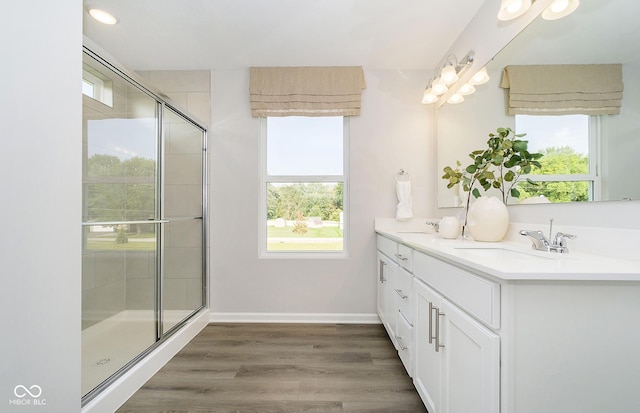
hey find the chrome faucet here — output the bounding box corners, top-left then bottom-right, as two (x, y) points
(426, 221), (439, 232)
(520, 228), (576, 253)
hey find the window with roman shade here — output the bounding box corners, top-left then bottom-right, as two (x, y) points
(249, 66), (366, 117)
(501, 64), (623, 115)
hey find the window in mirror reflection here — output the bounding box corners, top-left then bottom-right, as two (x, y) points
(515, 114), (598, 203)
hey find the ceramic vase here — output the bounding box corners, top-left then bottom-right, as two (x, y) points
(466, 196), (509, 242)
(439, 216), (460, 239)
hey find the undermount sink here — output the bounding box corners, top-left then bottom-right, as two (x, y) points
(453, 246), (555, 260)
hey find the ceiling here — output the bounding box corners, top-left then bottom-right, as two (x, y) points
(83, 0), (487, 71)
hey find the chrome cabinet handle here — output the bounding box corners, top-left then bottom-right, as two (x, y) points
(434, 307), (445, 352)
(395, 289), (408, 299)
(379, 260), (386, 283)
(394, 253), (408, 261)
(428, 301), (435, 344)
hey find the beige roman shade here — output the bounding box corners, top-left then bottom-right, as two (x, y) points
(501, 64), (623, 115)
(249, 66), (366, 117)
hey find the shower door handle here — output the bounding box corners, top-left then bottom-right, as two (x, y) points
(82, 219), (169, 226)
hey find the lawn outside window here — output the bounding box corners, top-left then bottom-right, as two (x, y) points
(260, 116), (348, 258)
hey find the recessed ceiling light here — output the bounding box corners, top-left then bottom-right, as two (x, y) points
(88, 8), (118, 25)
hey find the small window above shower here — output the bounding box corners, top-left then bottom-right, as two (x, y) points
(82, 64), (113, 107)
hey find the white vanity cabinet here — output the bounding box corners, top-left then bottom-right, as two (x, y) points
(376, 230), (640, 413)
(413, 251), (500, 413)
(376, 235), (414, 376)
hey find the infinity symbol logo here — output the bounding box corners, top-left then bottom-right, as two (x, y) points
(14, 385), (42, 398)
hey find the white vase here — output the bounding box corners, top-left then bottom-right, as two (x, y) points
(466, 196), (509, 242)
(439, 216), (460, 239)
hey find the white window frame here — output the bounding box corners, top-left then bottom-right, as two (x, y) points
(517, 115), (601, 202)
(259, 117), (349, 259)
(82, 64), (113, 107)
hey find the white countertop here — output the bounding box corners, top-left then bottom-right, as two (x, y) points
(376, 227), (640, 281)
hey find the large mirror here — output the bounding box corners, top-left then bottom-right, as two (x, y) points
(437, 0), (640, 207)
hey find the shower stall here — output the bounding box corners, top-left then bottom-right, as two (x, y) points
(81, 47), (207, 403)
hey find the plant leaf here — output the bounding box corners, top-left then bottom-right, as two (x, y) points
(513, 140), (528, 152)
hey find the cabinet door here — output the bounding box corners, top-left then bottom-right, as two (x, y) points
(440, 298), (500, 413)
(413, 279), (441, 413)
(376, 252), (387, 321)
(377, 252), (397, 344)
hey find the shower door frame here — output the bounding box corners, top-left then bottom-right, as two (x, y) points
(81, 46), (208, 406)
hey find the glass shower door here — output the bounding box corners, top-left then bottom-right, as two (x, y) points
(82, 53), (160, 397)
(81, 48), (207, 403)
(161, 106), (206, 334)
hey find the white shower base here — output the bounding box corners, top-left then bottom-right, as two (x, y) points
(82, 309), (192, 396)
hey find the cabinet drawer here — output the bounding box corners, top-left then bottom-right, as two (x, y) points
(377, 235), (398, 260)
(396, 312), (413, 377)
(396, 244), (413, 271)
(396, 267), (413, 324)
(413, 251), (500, 329)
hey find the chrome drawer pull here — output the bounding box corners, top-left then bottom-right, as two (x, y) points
(428, 301), (435, 344)
(435, 308), (445, 352)
(395, 289), (408, 299)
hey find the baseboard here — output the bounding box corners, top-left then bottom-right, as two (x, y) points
(209, 312), (381, 324)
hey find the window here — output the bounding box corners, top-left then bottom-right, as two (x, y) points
(260, 116), (348, 257)
(82, 64), (113, 107)
(515, 114), (599, 202)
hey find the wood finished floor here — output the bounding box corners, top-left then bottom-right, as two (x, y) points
(117, 323), (427, 413)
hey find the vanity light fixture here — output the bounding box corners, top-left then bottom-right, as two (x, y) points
(87, 7), (118, 25)
(458, 83), (476, 96)
(469, 67), (490, 85)
(439, 52), (475, 86)
(497, 0), (532, 21)
(422, 80), (439, 104)
(541, 0), (580, 20)
(421, 50), (477, 105)
(447, 93), (465, 104)
(440, 58), (459, 85)
(422, 88), (439, 104)
(431, 77), (449, 96)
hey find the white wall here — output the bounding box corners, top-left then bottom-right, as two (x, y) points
(1, 1), (82, 412)
(210, 68), (435, 320)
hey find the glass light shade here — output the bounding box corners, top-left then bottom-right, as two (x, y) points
(440, 64), (459, 85)
(88, 8), (118, 25)
(422, 88), (438, 104)
(469, 67), (490, 85)
(497, 0), (532, 21)
(432, 78), (448, 96)
(458, 83), (476, 96)
(542, 0), (580, 20)
(447, 93), (464, 104)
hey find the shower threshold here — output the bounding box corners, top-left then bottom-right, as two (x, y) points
(81, 309), (192, 396)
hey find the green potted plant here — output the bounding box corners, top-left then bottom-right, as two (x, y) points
(442, 127), (543, 240)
